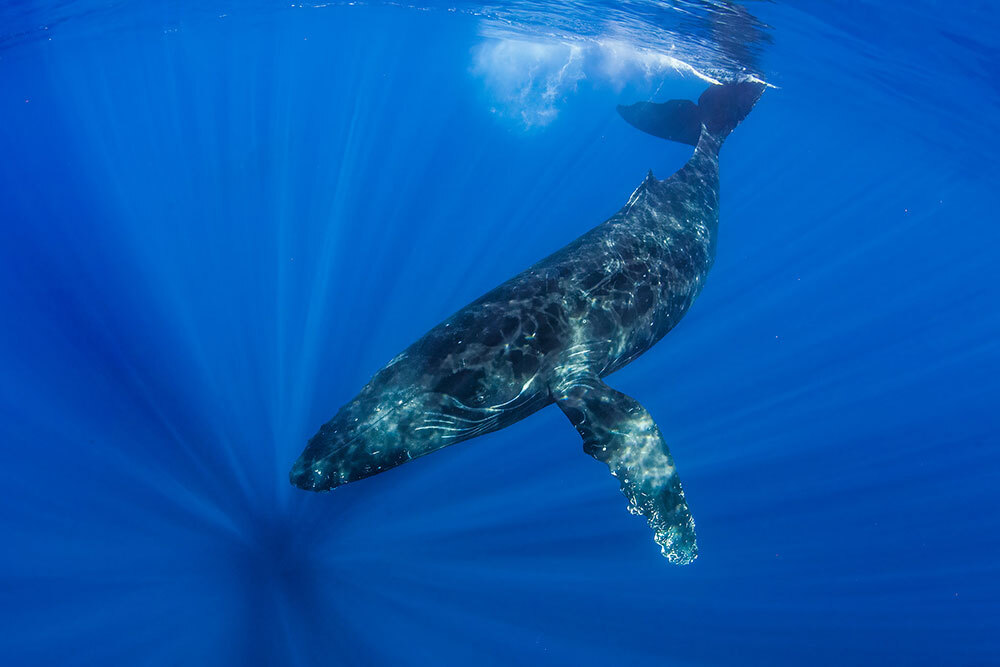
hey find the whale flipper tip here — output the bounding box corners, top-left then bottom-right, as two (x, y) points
(552, 375), (698, 565)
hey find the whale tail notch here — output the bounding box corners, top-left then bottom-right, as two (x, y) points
(617, 81), (765, 146)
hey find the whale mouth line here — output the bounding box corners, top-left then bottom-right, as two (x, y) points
(296, 384), (542, 486)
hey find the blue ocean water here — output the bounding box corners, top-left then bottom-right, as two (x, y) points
(1, 1), (998, 664)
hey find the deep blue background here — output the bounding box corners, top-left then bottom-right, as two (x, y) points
(1, 2), (998, 665)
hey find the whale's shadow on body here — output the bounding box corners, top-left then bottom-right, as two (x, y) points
(291, 82), (765, 564)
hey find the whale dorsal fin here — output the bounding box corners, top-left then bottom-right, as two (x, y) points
(552, 375), (697, 564)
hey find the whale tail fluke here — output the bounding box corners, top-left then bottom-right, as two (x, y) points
(617, 81), (765, 146)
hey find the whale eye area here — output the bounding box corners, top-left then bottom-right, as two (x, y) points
(432, 368), (485, 401)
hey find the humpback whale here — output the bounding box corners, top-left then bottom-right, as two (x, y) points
(290, 82), (764, 564)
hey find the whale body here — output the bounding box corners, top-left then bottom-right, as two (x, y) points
(290, 82), (765, 563)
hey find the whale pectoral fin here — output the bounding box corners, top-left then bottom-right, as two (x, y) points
(553, 377), (697, 564)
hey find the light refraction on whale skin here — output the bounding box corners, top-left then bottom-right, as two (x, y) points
(291, 82), (765, 562)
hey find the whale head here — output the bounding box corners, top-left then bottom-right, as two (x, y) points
(289, 353), (500, 492)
